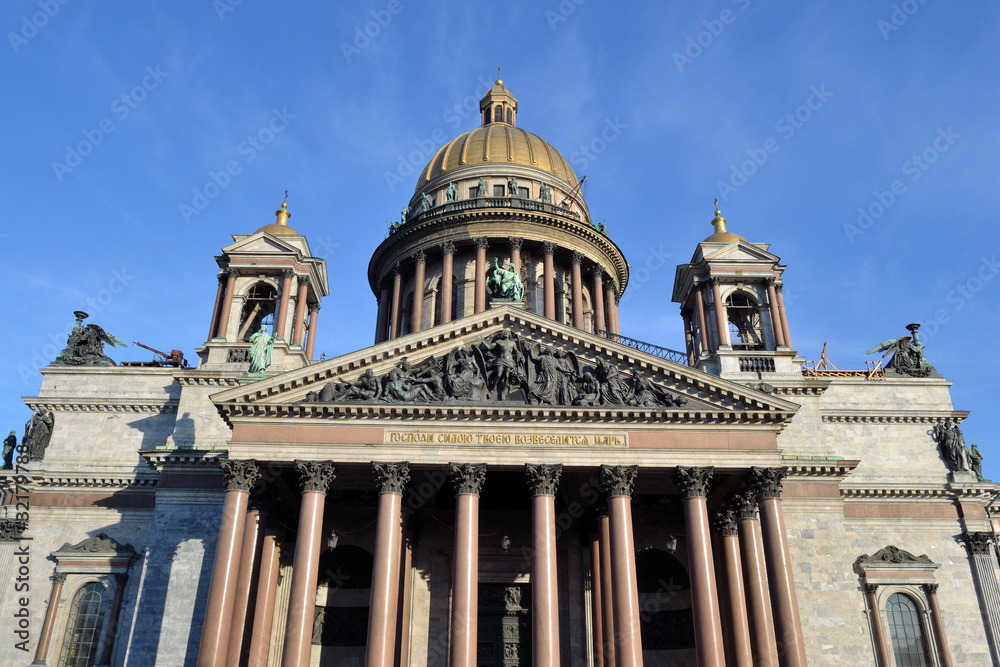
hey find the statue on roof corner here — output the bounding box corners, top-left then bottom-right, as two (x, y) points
(866, 323), (937, 377)
(50, 311), (126, 367)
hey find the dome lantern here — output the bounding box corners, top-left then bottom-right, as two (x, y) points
(480, 73), (518, 127)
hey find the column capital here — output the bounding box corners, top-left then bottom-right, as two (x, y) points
(0, 518), (28, 541)
(542, 240), (557, 255)
(298, 275), (312, 287)
(228, 268), (241, 279)
(710, 276), (722, 286)
(218, 272), (229, 284)
(412, 249), (427, 264)
(474, 237), (490, 250)
(599, 464), (637, 497)
(774, 282), (784, 293)
(607, 279), (619, 295)
(922, 583), (939, 594)
(309, 302), (321, 313)
(962, 531), (995, 555)
(727, 490), (759, 519)
(766, 277), (778, 287)
(508, 236), (524, 251)
(571, 250), (585, 265)
(675, 466), (713, 498)
(441, 240), (457, 255)
(392, 262), (403, 277)
(525, 463), (562, 496)
(863, 583), (879, 595)
(295, 460), (336, 493)
(373, 461), (410, 494)
(52, 572), (68, 584)
(750, 466), (788, 499)
(282, 268), (296, 279)
(450, 462), (487, 495)
(711, 508), (739, 536)
(220, 459), (261, 492)
(590, 264), (605, 278)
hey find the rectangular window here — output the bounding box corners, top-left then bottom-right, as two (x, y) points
(520, 188), (530, 199)
(469, 187), (477, 199)
(493, 185), (505, 197)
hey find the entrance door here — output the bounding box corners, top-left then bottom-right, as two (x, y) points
(477, 583), (531, 667)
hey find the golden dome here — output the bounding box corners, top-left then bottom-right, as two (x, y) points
(255, 198), (301, 236)
(415, 125), (579, 192)
(704, 199), (746, 243)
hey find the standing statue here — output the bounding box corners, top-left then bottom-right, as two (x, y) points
(476, 177), (488, 198)
(387, 220), (400, 234)
(247, 325), (274, 376)
(507, 177), (519, 197)
(527, 345), (578, 406)
(595, 358), (631, 405)
(51, 311), (127, 367)
(479, 331), (526, 401)
(2, 429), (16, 469)
(400, 206), (410, 225)
(867, 324), (936, 377)
(538, 182), (552, 204)
(445, 182), (458, 202)
(23, 407), (54, 462)
(967, 443), (985, 482)
(932, 419), (968, 472)
(486, 259), (524, 301)
(420, 193), (434, 212)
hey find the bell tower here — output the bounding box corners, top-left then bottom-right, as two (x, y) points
(672, 201), (798, 379)
(198, 195), (330, 372)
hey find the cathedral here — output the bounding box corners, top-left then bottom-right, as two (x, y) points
(3, 79), (998, 667)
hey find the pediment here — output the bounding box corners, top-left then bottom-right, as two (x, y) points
(223, 233), (302, 256)
(699, 240), (778, 264)
(212, 307), (799, 426)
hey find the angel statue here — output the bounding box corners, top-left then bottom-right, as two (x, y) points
(23, 406), (54, 462)
(478, 330), (526, 401)
(247, 325), (274, 376)
(867, 323), (936, 377)
(486, 259), (524, 301)
(527, 344), (579, 405)
(932, 419), (968, 472)
(51, 311), (126, 367)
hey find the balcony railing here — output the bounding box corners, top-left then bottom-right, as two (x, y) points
(597, 330), (689, 365)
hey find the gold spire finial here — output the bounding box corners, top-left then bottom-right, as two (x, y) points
(496, 65), (502, 85)
(275, 191), (291, 226)
(711, 198), (727, 234)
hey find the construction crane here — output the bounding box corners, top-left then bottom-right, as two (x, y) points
(559, 174), (587, 210)
(132, 342), (188, 368)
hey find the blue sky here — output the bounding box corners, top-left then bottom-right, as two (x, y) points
(2, 1), (998, 477)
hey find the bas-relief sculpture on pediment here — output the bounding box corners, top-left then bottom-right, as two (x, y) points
(304, 330), (688, 409)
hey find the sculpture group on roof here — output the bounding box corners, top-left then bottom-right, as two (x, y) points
(304, 330), (687, 408)
(51, 311), (126, 367)
(867, 323), (937, 377)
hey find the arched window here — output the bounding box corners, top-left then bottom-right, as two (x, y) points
(495, 105), (503, 123)
(57, 582), (109, 667)
(726, 292), (764, 350)
(238, 281), (278, 341)
(484, 106), (491, 124)
(886, 593), (930, 666)
(506, 107), (512, 124)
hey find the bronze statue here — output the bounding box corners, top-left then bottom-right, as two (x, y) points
(247, 325), (274, 376)
(486, 259), (524, 301)
(538, 182), (552, 204)
(967, 443), (985, 482)
(51, 311), (126, 367)
(479, 331), (526, 401)
(420, 193), (433, 212)
(507, 177), (519, 197)
(401, 206), (410, 225)
(445, 182), (458, 202)
(2, 429), (15, 469)
(23, 407), (54, 462)
(867, 324), (936, 377)
(932, 419), (968, 472)
(476, 177), (488, 198)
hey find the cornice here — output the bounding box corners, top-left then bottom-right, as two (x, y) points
(784, 459), (859, 477)
(174, 374), (244, 387)
(30, 476), (157, 490)
(821, 410), (969, 425)
(23, 398), (178, 414)
(841, 483), (998, 502)
(139, 450), (225, 470)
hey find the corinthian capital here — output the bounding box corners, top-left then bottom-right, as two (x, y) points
(711, 508), (739, 536)
(474, 237), (490, 250)
(727, 490), (758, 519)
(373, 461), (410, 494)
(675, 466), (713, 498)
(450, 463), (487, 495)
(600, 464), (637, 498)
(525, 463), (562, 496)
(295, 460), (336, 493)
(220, 459), (261, 492)
(750, 466), (787, 499)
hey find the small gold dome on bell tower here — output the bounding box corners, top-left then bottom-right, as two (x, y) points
(255, 191), (300, 236)
(704, 198), (745, 243)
